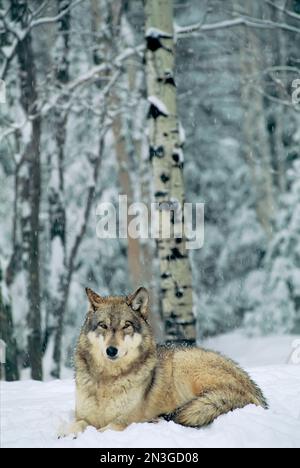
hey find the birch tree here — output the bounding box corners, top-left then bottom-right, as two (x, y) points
(145, 0), (196, 343)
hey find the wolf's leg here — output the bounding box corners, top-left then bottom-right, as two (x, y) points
(99, 422), (128, 432)
(58, 419), (89, 438)
(172, 389), (259, 428)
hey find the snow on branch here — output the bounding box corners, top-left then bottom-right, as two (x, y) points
(114, 44), (145, 66)
(175, 16), (300, 37)
(145, 28), (173, 39)
(31, 0), (84, 28)
(0, 0), (84, 80)
(42, 45), (144, 113)
(0, 45), (143, 142)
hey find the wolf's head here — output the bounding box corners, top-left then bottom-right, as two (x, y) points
(82, 287), (155, 366)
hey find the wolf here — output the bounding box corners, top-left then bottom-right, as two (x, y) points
(62, 287), (267, 437)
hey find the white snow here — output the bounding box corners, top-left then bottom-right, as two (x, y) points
(179, 122), (186, 146)
(202, 331), (300, 367)
(0, 273), (10, 305)
(21, 120), (33, 146)
(21, 200), (31, 219)
(1, 334), (300, 448)
(148, 96), (169, 116)
(49, 237), (65, 297)
(121, 16), (135, 47)
(145, 28), (173, 39)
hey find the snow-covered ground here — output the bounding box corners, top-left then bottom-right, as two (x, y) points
(202, 331), (300, 367)
(1, 332), (300, 448)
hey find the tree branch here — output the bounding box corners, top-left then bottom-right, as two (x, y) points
(0, 44), (143, 142)
(0, 0), (84, 80)
(264, 0), (300, 22)
(31, 1), (52, 20)
(66, 118), (109, 284)
(251, 84), (300, 113)
(31, 0), (83, 28)
(175, 16), (300, 37)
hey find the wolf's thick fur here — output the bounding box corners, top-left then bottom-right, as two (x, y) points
(64, 287), (267, 436)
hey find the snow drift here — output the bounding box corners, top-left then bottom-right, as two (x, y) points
(1, 334), (300, 448)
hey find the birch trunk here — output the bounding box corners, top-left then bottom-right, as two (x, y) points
(145, 0), (195, 343)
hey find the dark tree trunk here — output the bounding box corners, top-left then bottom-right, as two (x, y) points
(0, 265), (19, 381)
(12, 0), (43, 380)
(44, 0), (70, 367)
(27, 117), (42, 381)
(51, 280), (70, 379)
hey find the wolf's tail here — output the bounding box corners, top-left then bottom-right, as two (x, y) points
(170, 386), (268, 428)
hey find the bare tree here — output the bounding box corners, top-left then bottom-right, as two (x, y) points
(51, 111), (110, 378)
(44, 0), (70, 358)
(10, 0), (43, 380)
(237, 0), (275, 239)
(91, 0), (145, 290)
(109, 2), (144, 289)
(0, 263), (19, 381)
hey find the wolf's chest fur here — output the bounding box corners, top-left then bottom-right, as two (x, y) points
(76, 370), (149, 428)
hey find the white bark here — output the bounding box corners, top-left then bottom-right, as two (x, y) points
(145, 0), (196, 343)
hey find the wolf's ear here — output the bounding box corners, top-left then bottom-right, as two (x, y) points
(128, 287), (149, 318)
(85, 287), (103, 311)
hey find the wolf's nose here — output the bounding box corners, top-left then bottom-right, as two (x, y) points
(106, 346), (118, 358)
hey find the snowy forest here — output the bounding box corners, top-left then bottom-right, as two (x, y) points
(0, 0), (300, 383)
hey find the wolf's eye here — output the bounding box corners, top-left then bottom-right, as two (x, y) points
(123, 322), (132, 330)
(98, 323), (108, 330)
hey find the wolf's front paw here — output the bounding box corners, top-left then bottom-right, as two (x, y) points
(58, 420), (89, 439)
(99, 423), (127, 433)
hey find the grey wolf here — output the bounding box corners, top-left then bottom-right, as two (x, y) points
(62, 287), (267, 436)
